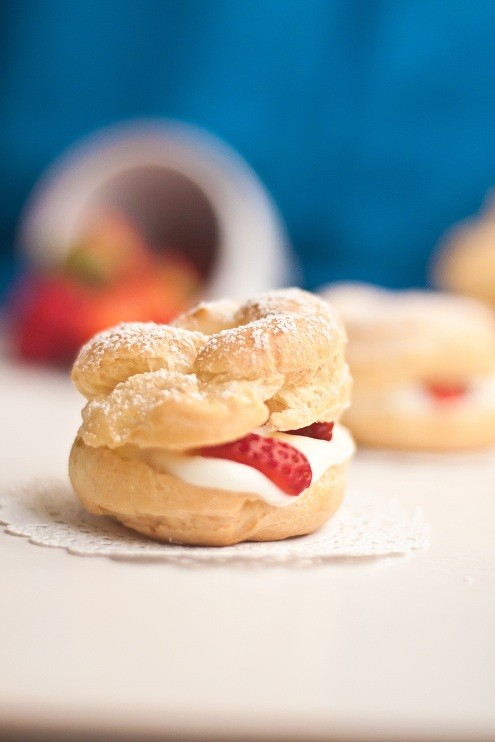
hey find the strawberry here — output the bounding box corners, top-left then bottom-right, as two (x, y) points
(155, 251), (202, 300)
(64, 210), (151, 285)
(287, 421), (334, 441)
(427, 383), (468, 401)
(11, 252), (201, 367)
(201, 433), (312, 496)
(11, 274), (89, 364)
(76, 267), (197, 340)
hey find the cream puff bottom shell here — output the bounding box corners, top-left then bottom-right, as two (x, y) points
(343, 402), (495, 451)
(69, 437), (350, 546)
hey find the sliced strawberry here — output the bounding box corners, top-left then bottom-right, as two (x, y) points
(427, 383), (468, 401)
(287, 421), (334, 441)
(201, 433), (312, 496)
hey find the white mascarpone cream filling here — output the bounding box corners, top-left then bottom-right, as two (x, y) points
(140, 423), (355, 507)
(350, 373), (495, 414)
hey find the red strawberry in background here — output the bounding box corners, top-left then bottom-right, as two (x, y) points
(11, 210), (203, 366)
(11, 274), (90, 365)
(64, 210), (151, 285)
(201, 433), (312, 496)
(154, 251), (202, 301)
(77, 269), (196, 339)
(75, 252), (201, 339)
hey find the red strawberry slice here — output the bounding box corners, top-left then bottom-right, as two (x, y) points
(287, 421), (334, 441)
(201, 433), (312, 496)
(427, 383), (468, 401)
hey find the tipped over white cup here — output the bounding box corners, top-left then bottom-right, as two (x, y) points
(18, 120), (297, 299)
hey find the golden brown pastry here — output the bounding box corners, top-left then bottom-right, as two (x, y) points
(432, 197), (495, 306)
(320, 283), (495, 451)
(69, 289), (354, 545)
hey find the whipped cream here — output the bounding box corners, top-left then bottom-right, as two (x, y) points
(140, 423), (355, 507)
(351, 373), (495, 414)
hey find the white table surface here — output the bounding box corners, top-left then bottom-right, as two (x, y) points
(1, 360), (494, 741)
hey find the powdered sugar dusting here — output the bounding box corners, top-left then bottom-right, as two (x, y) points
(76, 322), (204, 373)
(173, 299), (239, 334)
(83, 369), (262, 434)
(78, 323), (161, 365)
(201, 313), (336, 361)
(75, 289), (347, 447)
(250, 324), (271, 350)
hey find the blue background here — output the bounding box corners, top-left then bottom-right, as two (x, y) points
(2, 0), (495, 295)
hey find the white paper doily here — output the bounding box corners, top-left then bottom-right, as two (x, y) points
(0, 479), (429, 564)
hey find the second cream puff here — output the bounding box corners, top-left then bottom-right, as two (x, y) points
(320, 283), (495, 451)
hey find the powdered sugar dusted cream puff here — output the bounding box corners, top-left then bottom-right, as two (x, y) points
(320, 283), (495, 451)
(432, 196), (495, 307)
(69, 289), (354, 546)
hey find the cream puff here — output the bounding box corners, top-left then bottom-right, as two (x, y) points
(432, 196), (495, 306)
(69, 288), (354, 546)
(320, 283), (495, 451)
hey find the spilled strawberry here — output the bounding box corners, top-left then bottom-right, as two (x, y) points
(11, 274), (89, 364)
(287, 421), (334, 441)
(64, 210), (150, 285)
(201, 433), (312, 496)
